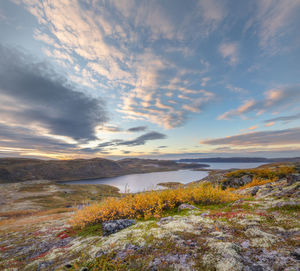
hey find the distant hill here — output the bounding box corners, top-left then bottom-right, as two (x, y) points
(0, 157), (207, 183)
(177, 157), (300, 163)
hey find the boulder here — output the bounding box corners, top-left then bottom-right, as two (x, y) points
(241, 175), (252, 185)
(291, 247), (300, 260)
(275, 201), (299, 208)
(287, 174), (300, 185)
(36, 261), (54, 271)
(222, 175), (252, 189)
(251, 186), (259, 196)
(102, 219), (135, 236)
(178, 203), (199, 211)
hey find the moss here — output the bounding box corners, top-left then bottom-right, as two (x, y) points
(268, 204), (300, 213)
(74, 223), (103, 237)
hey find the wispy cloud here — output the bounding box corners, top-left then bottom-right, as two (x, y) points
(219, 42), (239, 65)
(245, 0), (300, 53)
(218, 85), (300, 120)
(127, 126), (148, 132)
(226, 84), (248, 94)
(248, 125), (258, 130)
(13, 0), (219, 129)
(265, 122), (275, 127)
(264, 112), (300, 123)
(98, 131), (167, 148)
(118, 131), (166, 146)
(201, 127), (300, 146)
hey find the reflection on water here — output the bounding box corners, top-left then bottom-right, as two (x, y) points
(64, 170), (209, 193)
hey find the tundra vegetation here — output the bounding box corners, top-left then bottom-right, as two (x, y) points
(72, 183), (240, 228)
(0, 163), (299, 270)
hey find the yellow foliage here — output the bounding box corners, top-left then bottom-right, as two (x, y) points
(225, 165), (295, 180)
(72, 183), (240, 228)
(239, 177), (274, 190)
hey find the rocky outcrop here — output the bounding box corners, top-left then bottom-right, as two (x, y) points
(102, 219), (136, 236)
(287, 173), (300, 185)
(251, 186), (259, 196)
(221, 175), (253, 189)
(178, 203), (199, 211)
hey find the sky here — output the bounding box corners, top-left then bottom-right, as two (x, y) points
(0, 0), (300, 160)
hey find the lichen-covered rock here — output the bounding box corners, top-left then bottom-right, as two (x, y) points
(102, 219), (136, 236)
(221, 175), (252, 189)
(178, 203), (199, 211)
(202, 241), (244, 271)
(275, 201), (299, 208)
(291, 247), (300, 260)
(251, 186), (259, 196)
(287, 173), (300, 185)
(245, 227), (278, 248)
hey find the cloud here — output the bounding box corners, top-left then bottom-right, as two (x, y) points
(218, 100), (255, 120)
(118, 132), (167, 146)
(219, 42), (239, 65)
(127, 126), (147, 132)
(251, 0), (300, 53)
(201, 77), (211, 87)
(226, 84), (248, 94)
(14, 0), (218, 129)
(197, 0), (226, 30)
(264, 112), (300, 123)
(265, 122), (275, 127)
(0, 45), (108, 148)
(97, 131), (167, 148)
(218, 85), (300, 120)
(101, 126), (123, 133)
(201, 127), (300, 146)
(0, 9), (7, 22)
(248, 125), (258, 130)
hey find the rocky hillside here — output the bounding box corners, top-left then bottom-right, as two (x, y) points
(0, 157), (205, 183)
(0, 164), (299, 270)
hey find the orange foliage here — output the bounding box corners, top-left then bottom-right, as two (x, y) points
(72, 183), (240, 228)
(239, 177), (274, 189)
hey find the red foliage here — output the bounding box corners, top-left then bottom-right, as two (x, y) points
(56, 231), (69, 239)
(31, 251), (50, 260)
(209, 210), (268, 219)
(0, 246), (7, 251)
(8, 260), (24, 267)
(209, 210), (247, 219)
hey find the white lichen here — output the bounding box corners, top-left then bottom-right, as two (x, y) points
(245, 227), (278, 248)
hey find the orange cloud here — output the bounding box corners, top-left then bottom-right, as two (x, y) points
(265, 122), (275, 127)
(248, 125), (258, 130)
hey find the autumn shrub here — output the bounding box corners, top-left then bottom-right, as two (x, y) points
(72, 183), (240, 228)
(238, 177), (274, 189)
(225, 166), (295, 180)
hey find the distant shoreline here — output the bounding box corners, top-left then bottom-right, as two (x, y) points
(176, 157), (300, 163)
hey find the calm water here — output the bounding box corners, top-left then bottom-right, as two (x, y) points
(204, 162), (267, 170)
(63, 170), (209, 193)
(64, 162), (266, 193)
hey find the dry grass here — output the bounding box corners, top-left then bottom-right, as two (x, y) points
(0, 208), (74, 229)
(72, 183), (240, 228)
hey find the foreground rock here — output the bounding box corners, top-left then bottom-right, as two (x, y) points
(102, 219), (136, 236)
(178, 203), (199, 211)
